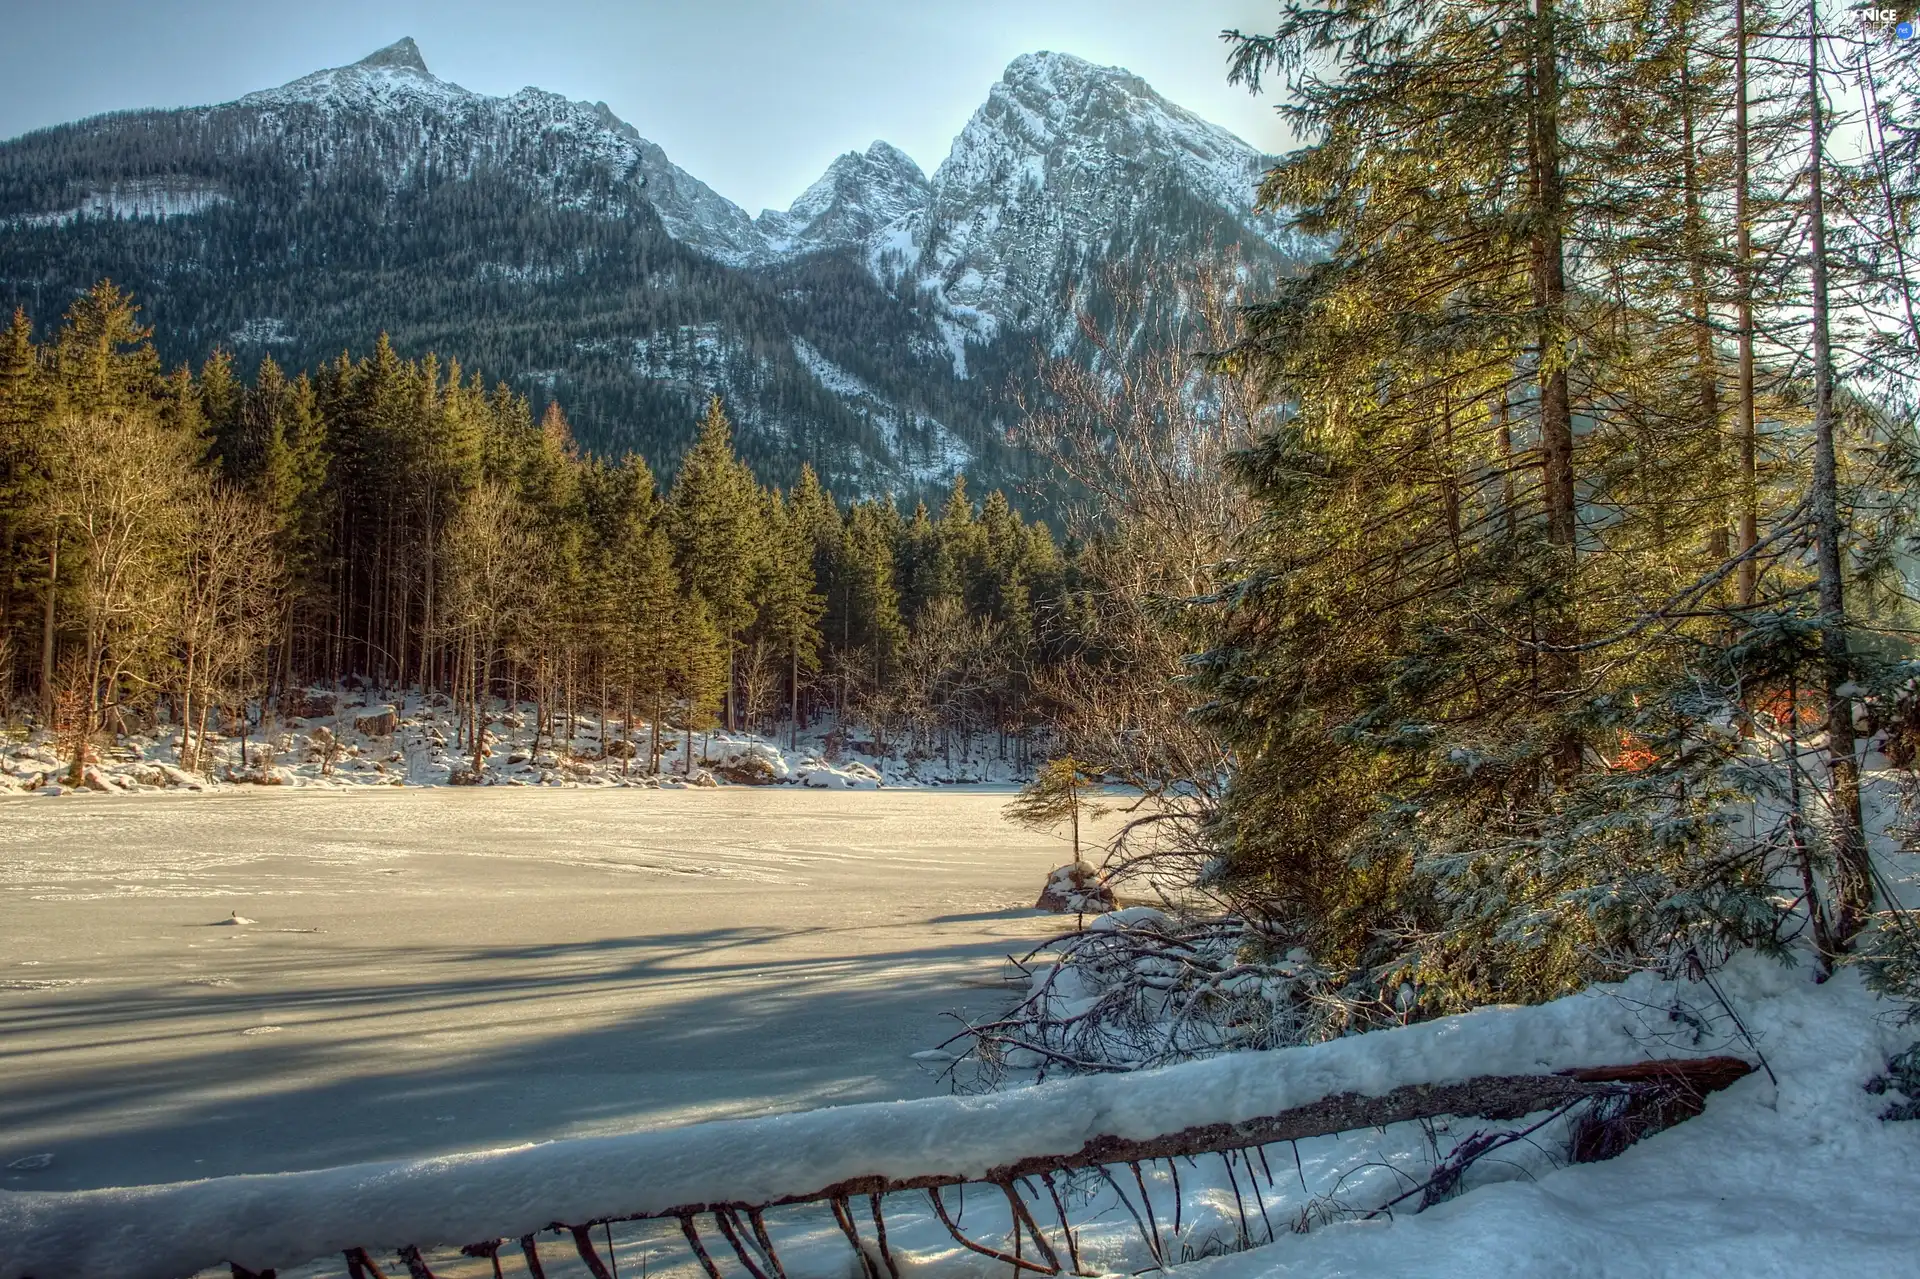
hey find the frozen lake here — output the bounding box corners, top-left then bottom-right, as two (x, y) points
(0, 787), (1077, 1191)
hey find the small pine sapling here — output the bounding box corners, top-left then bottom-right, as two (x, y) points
(1005, 755), (1106, 864)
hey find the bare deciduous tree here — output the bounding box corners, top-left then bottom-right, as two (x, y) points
(441, 480), (537, 780)
(736, 636), (782, 736)
(1018, 256), (1269, 893)
(42, 408), (194, 782)
(178, 487), (284, 773)
(899, 596), (1002, 770)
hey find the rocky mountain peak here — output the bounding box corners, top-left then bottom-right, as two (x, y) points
(242, 37), (470, 109)
(759, 141), (932, 255)
(354, 37), (430, 74)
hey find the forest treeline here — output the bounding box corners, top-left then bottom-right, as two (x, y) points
(0, 283), (1074, 777)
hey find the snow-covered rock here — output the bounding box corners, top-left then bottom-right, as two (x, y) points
(1035, 860), (1115, 914)
(892, 52), (1300, 370)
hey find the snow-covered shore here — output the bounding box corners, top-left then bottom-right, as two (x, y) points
(0, 688), (1038, 798)
(3, 958), (1912, 1279)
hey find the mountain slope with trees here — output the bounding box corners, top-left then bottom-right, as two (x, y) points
(0, 39), (1307, 498)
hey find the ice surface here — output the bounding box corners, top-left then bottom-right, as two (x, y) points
(0, 789), (1095, 1199)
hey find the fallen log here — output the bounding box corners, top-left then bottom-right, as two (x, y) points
(645, 1055), (1755, 1215)
(16, 1053), (1756, 1279)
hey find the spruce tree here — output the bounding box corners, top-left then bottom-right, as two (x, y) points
(671, 594), (727, 770)
(1006, 755), (1106, 865)
(670, 396), (764, 730)
(198, 347), (242, 472)
(0, 310), (48, 667)
(1193, 0), (1837, 1004)
(755, 489), (826, 745)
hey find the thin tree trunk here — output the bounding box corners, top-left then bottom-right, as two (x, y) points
(1805, 5), (1872, 948)
(1735, 0), (1759, 605)
(38, 532), (57, 726)
(421, 493), (436, 694)
(473, 638), (488, 778)
(1679, 46), (1727, 562)
(1530, 0), (1580, 774)
(179, 643), (196, 767)
(726, 640), (738, 732)
(1497, 388), (1517, 539)
(1531, 0), (1576, 555)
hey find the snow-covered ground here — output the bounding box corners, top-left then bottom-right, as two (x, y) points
(3, 715), (1914, 1277)
(0, 687), (1037, 797)
(4, 954), (1914, 1279)
(0, 788), (1103, 1195)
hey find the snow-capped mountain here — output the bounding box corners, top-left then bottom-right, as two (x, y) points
(757, 142), (932, 260)
(907, 53), (1305, 362)
(0, 39), (1306, 495)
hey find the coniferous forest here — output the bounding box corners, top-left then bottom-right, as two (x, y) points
(0, 284), (1073, 781)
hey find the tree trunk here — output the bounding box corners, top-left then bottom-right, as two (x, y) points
(726, 640), (738, 732)
(179, 643), (196, 768)
(1679, 46), (1727, 562)
(1530, 0), (1580, 775)
(1531, 0), (1575, 555)
(473, 639), (489, 778)
(1069, 787), (1080, 863)
(1804, 5), (1872, 948)
(1497, 388), (1517, 539)
(651, 690), (662, 775)
(421, 492), (436, 694)
(1735, 0), (1758, 605)
(38, 532), (57, 726)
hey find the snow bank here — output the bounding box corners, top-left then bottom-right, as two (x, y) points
(0, 690), (1029, 801)
(1177, 964), (1919, 1279)
(0, 965), (1794, 1279)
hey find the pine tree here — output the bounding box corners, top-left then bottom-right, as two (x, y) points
(1006, 755), (1106, 864)
(620, 510), (681, 773)
(0, 310), (48, 674)
(670, 396), (764, 730)
(755, 489), (826, 745)
(671, 593), (727, 770)
(198, 347), (242, 472)
(838, 499), (907, 719)
(52, 281), (160, 413)
(1192, 0), (1819, 1003)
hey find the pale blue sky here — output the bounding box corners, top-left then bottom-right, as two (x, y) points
(0, 0), (1287, 215)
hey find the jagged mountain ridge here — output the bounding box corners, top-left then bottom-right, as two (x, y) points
(0, 38), (1304, 496)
